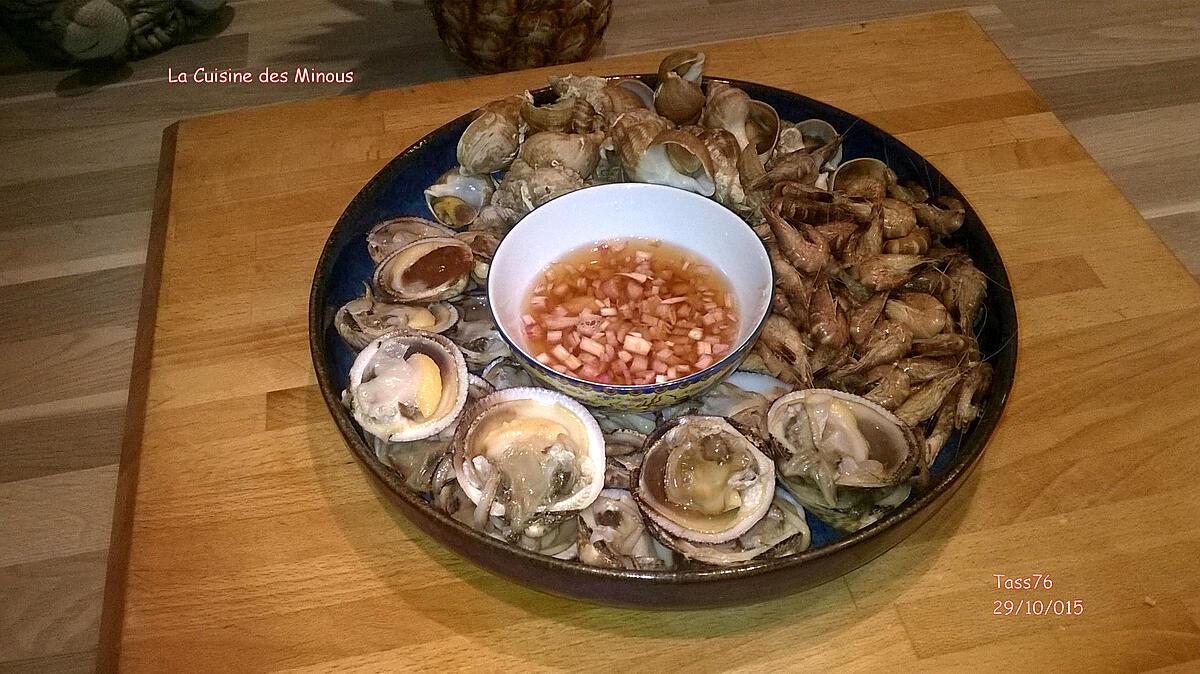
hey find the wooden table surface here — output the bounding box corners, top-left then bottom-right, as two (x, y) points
(99, 11), (1200, 672)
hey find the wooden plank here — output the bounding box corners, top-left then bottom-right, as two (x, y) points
(0, 551), (107, 666)
(0, 466), (117, 568)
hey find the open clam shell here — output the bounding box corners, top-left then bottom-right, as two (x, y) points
(646, 487), (811, 565)
(423, 168), (496, 229)
(366, 217), (454, 264)
(453, 387), (607, 525)
(633, 415), (776, 546)
(373, 236), (473, 303)
(578, 488), (674, 570)
(346, 330), (470, 443)
(766, 388), (923, 506)
(335, 287), (458, 351)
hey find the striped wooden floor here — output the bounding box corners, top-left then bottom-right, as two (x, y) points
(1, 1), (1198, 670)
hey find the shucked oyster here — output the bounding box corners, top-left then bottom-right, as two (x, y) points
(335, 285), (458, 351)
(347, 330), (469, 442)
(634, 416), (775, 550)
(454, 387), (606, 533)
(766, 389), (923, 509)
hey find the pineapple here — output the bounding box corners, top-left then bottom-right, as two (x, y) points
(426, 0), (613, 74)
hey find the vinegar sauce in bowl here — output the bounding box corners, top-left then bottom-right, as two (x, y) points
(521, 238), (739, 386)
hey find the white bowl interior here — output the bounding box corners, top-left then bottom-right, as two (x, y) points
(488, 183), (772, 372)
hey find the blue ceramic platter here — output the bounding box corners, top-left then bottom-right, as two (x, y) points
(309, 76), (1017, 607)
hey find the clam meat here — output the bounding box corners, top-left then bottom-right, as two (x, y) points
(635, 416), (776, 548)
(336, 286), (458, 351)
(424, 168), (496, 229)
(347, 330), (470, 442)
(454, 387), (606, 533)
(766, 389), (922, 508)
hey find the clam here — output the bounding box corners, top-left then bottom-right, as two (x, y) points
(654, 72), (705, 125)
(518, 131), (600, 179)
(766, 389), (923, 508)
(604, 450), (644, 491)
(831, 157), (896, 201)
(453, 387), (607, 532)
(450, 294), (511, 366)
(424, 169), (496, 230)
(457, 97), (522, 175)
(335, 285), (458, 350)
(777, 480), (911, 532)
(347, 330), (469, 442)
(366, 217), (454, 264)
(653, 487), (811, 565)
(624, 129), (716, 197)
(634, 416), (776, 548)
(373, 236), (473, 303)
(578, 489), (674, 570)
(454, 230), (500, 284)
(480, 357), (535, 390)
(658, 49), (705, 84)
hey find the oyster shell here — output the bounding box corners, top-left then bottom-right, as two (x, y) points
(373, 236), (473, 303)
(335, 285), (458, 351)
(766, 389), (923, 508)
(454, 387), (606, 532)
(578, 489), (674, 570)
(778, 479), (911, 532)
(366, 217), (454, 264)
(634, 415), (775, 546)
(347, 330), (470, 442)
(424, 168), (496, 229)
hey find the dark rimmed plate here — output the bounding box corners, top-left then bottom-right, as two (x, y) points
(308, 76), (1017, 608)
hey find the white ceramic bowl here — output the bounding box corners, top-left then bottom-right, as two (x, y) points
(487, 183), (773, 410)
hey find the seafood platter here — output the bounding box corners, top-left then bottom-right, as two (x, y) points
(309, 51), (1016, 607)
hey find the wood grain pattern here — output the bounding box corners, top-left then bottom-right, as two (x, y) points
(94, 12), (1200, 671)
